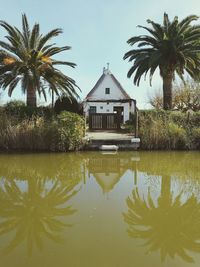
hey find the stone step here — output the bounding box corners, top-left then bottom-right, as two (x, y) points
(89, 139), (133, 145)
(99, 145), (119, 151)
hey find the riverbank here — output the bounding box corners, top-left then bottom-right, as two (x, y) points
(0, 108), (85, 152)
(0, 104), (199, 152)
(138, 110), (200, 150)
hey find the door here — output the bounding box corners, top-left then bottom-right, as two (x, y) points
(113, 107), (124, 123)
(89, 113), (121, 130)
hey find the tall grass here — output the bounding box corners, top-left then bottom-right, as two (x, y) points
(139, 110), (200, 150)
(0, 111), (85, 152)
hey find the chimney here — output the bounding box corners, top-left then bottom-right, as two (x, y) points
(103, 63), (110, 75)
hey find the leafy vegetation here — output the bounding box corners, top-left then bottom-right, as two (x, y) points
(0, 106), (85, 151)
(0, 14), (79, 107)
(138, 110), (200, 150)
(3, 100), (54, 118)
(149, 79), (200, 111)
(54, 95), (83, 114)
(124, 13), (200, 110)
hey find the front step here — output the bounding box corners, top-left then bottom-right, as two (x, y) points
(85, 138), (140, 151)
(99, 145), (119, 151)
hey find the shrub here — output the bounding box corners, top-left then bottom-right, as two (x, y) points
(167, 122), (187, 149)
(57, 111), (85, 151)
(138, 110), (200, 150)
(3, 100), (54, 119)
(191, 128), (200, 149)
(0, 111), (85, 152)
(139, 115), (168, 149)
(54, 96), (83, 115)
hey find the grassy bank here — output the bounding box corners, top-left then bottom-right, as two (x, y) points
(138, 110), (200, 150)
(0, 103), (85, 152)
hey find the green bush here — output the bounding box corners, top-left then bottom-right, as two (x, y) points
(57, 111), (85, 151)
(0, 111), (85, 152)
(138, 110), (200, 150)
(122, 113), (137, 133)
(4, 100), (54, 119)
(139, 114), (168, 149)
(167, 122), (187, 149)
(54, 96), (83, 115)
(191, 128), (200, 149)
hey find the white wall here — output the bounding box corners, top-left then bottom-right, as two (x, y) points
(83, 71), (136, 123)
(88, 74), (126, 100)
(83, 101), (135, 123)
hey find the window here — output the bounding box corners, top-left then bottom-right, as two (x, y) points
(89, 106), (96, 113)
(105, 87), (110, 94)
(100, 106), (103, 109)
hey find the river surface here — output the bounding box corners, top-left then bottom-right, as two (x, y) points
(0, 151), (200, 267)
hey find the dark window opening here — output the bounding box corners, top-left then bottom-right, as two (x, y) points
(105, 87), (110, 94)
(89, 106), (97, 113)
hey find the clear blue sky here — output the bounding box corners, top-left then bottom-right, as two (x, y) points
(0, 0), (200, 108)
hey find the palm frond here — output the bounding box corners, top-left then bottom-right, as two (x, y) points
(0, 15), (79, 107)
(37, 28), (63, 50)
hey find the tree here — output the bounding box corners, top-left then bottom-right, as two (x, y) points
(124, 13), (200, 110)
(54, 95), (83, 114)
(149, 80), (200, 111)
(0, 14), (79, 107)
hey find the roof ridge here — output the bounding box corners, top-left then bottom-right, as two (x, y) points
(86, 73), (105, 99)
(85, 70), (131, 100)
(110, 74), (131, 99)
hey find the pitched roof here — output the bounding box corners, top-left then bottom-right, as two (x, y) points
(86, 73), (105, 99)
(94, 172), (124, 193)
(110, 74), (131, 99)
(85, 71), (131, 100)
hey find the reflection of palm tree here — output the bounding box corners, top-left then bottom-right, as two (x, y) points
(123, 185), (200, 263)
(0, 177), (79, 255)
(0, 153), (85, 184)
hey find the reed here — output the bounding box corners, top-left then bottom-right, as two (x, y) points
(0, 111), (85, 152)
(138, 110), (200, 150)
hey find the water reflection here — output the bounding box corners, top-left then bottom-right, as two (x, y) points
(123, 152), (200, 264)
(86, 152), (135, 193)
(0, 151), (199, 266)
(0, 153), (85, 184)
(0, 154), (84, 255)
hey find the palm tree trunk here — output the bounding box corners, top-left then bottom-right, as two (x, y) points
(27, 86), (36, 107)
(163, 74), (173, 110)
(52, 91), (54, 108)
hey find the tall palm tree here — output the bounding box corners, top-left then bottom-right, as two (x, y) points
(0, 14), (79, 107)
(123, 13), (200, 110)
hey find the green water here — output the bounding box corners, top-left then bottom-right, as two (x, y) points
(0, 151), (200, 267)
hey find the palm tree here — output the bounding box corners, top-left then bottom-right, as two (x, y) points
(123, 13), (200, 110)
(0, 14), (79, 107)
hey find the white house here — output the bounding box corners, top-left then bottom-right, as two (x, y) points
(83, 65), (136, 129)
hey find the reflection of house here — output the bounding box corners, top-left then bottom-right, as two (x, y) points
(83, 65), (136, 130)
(87, 154), (129, 193)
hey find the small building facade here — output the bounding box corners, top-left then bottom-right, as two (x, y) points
(83, 66), (136, 130)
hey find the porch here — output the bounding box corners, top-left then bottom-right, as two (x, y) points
(84, 130), (140, 150)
